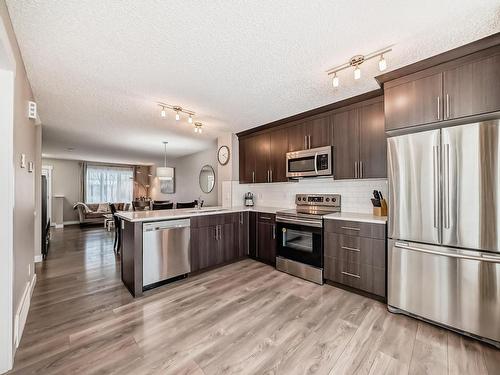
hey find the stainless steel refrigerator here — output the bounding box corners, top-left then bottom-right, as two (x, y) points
(387, 120), (500, 347)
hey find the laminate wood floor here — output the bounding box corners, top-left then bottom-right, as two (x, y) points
(10, 225), (500, 374)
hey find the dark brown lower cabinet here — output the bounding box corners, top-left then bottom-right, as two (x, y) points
(256, 213), (277, 265)
(248, 211), (257, 258)
(237, 211), (249, 257)
(190, 213), (239, 272)
(324, 219), (386, 298)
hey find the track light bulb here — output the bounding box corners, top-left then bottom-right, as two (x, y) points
(188, 114), (193, 124)
(175, 111), (180, 121)
(194, 127), (198, 133)
(332, 73), (339, 88)
(354, 66), (361, 80)
(160, 107), (166, 118)
(198, 127), (202, 134)
(378, 55), (387, 72)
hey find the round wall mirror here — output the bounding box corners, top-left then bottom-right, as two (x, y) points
(199, 164), (215, 193)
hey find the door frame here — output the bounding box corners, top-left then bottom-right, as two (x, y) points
(41, 165), (53, 225)
(0, 13), (17, 374)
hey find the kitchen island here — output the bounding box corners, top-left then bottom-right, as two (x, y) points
(116, 206), (282, 297)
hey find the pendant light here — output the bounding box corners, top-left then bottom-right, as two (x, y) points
(332, 73), (339, 88)
(156, 141), (173, 180)
(378, 54), (387, 71)
(353, 65), (361, 80)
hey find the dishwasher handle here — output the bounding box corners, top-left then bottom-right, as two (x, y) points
(143, 219), (191, 232)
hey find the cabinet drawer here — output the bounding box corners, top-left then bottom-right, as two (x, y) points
(324, 219), (385, 239)
(324, 233), (385, 268)
(324, 256), (385, 297)
(257, 213), (276, 223)
(190, 213), (239, 228)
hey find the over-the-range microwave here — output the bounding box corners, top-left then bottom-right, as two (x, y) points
(286, 146), (333, 178)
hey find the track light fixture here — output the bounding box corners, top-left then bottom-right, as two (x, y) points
(326, 46), (392, 88)
(194, 122), (203, 134)
(157, 102), (195, 123)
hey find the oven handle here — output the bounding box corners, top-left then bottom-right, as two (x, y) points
(314, 152), (318, 175)
(276, 215), (323, 228)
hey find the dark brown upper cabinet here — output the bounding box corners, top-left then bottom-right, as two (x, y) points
(238, 136), (256, 183)
(384, 48), (500, 131)
(333, 109), (359, 179)
(239, 128), (288, 183)
(359, 100), (387, 179)
(443, 53), (500, 120)
(384, 73), (443, 131)
(287, 116), (331, 151)
(254, 132), (271, 183)
(333, 98), (386, 179)
(269, 128), (288, 182)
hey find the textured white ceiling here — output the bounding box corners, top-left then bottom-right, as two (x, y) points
(6, 0), (500, 162)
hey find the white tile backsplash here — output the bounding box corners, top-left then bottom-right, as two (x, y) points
(231, 178), (388, 214)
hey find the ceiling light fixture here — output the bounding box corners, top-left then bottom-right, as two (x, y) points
(353, 65), (361, 80)
(194, 122), (203, 134)
(332, 73), (339, 88)
(157, 102), (195, 123)
(378, 54), (387, 72)
(156, 141), (173, 181)
(326, 46), (392, 88)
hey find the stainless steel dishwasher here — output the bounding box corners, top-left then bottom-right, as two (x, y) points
(142, 219), (191, 289)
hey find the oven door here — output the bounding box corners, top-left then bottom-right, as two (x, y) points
(276, 221), (323, 268)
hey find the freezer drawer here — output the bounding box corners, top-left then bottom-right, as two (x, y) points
(143, 219), (191, 288)
(388, 239), (500, 345)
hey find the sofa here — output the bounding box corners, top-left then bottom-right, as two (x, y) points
(73, 202), (130, 225)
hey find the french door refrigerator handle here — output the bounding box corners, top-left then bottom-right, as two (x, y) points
(433, 145), (439, 229)
(394, 242), (500, 263)
(444, 143), (450, 229)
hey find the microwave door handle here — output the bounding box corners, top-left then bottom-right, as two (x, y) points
(314, 153), (318, 175)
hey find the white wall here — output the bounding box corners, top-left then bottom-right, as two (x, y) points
(151, 141), (219, 206)
(0, 1), (38, 371)
(232, 178), (388, 213)
(41, 158), (81, 223)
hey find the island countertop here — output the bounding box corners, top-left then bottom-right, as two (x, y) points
(115, 205), (286, 222)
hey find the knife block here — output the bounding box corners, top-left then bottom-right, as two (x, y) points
(373, 199), (388, 216)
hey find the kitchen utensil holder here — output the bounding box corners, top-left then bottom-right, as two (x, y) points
(373, 199), (387, 216)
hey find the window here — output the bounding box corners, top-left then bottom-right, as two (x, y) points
(85, 165), (134, 204)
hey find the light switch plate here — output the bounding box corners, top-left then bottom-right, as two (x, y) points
(20, 154), (26, 168)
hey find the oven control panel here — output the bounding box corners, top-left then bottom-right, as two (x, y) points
(295, 194), (341, 207)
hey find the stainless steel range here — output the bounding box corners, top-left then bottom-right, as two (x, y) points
(276, 194), (341, 284)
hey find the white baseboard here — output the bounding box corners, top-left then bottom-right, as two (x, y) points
(34, 254), (43, 263)
(13, 273), (36, 348)
(63, 220), (79, 226)
(54, 223), (64, 229)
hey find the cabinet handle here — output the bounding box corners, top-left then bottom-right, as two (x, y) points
(354, 162), (358, 178)
(304, 135), (307, 149)
(341, 246), (360, 252)
(359, 161), (363, 179)
(272, 224), (276, 239)
(437, 96), (441, 120)
(270, 170), (273, 183)
(260, 216), (271, 220)
(341, 271), (360, 279)
(341, 226), (360, 231)
(214, 226), (218, 240)
(308, 135), (311, 149)
(446, 94), (450, 119)
(252, 171), (255, 183)
(267, 170), (270, 183)
(239, 212), (243, 225)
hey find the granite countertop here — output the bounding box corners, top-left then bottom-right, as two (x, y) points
(323, 211), (387, 224)
(116, 205), (286, 222)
